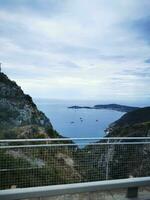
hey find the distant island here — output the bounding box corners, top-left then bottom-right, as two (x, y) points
(68, 104), (139, 112)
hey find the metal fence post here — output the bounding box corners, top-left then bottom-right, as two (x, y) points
(126, 187), (138, 198)
(106, 139), (110, 180)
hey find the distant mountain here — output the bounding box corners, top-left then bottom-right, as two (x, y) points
(68, 103), (139, 112)
(93, 104), (139, 112)
(0, 73), (59, 139)
(107, 107), (150, 137)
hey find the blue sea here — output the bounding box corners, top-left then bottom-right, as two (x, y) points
(35, 99), (125, 138)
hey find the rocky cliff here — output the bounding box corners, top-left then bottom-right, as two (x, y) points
(0, 73), (83, 189)
(0, 73), (59, 139)
(107, 107), (150, 137)
(79, 107), (150, 181)
(104, 107), (150, 179)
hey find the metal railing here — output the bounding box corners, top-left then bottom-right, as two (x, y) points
(0, 137), (150, 190)
(1, 177), (150, 200)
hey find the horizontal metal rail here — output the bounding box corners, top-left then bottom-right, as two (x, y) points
(0, 142), (150, 149)
(1, 177), (150, 200)
(0, 167), (42, 172)
(0, 137), (150, 148)
(0, 137), (150, 142)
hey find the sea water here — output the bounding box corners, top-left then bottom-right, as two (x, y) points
(35, 99), (124, 138)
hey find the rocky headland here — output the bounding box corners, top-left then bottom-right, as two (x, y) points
(68, 104), (139, 112)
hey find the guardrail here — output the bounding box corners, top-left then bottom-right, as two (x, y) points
(0, 137), (150, 191)
(1, 177), (150, 200)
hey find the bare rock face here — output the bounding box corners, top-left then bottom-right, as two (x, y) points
(0, 73), (59, 139)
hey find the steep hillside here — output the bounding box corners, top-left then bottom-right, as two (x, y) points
(80, 107), (150, 182)
(0, 73), (82, 189)
(107, 107), (150, 137)
(0, 73), (59, 139)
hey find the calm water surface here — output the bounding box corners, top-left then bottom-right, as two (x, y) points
(35, 99), (124, 139)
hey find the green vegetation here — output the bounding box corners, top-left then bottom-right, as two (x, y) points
(0, 72), (150, 189)
(107, 107), (150, 137)
(0, 145), (81, 189)
(0, 72), (59, 139)
(113, 107), (150, 127)
(0, 108), (19, 121)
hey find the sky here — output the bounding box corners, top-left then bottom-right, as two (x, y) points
(0, 0), (150, 104)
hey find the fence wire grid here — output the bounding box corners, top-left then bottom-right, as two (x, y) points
(0, 137), (150, 190)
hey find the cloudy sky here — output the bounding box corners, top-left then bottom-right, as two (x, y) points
(0, 0), (150, 104)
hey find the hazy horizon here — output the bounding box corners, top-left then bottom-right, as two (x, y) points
(34, 98), (150, 108)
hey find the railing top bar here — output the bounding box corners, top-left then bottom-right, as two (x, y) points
(0, 137), (150, 142)
(1, 177), (150, 200)
(1, 141), (150, 149)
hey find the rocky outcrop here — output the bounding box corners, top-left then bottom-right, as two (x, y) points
(104, 107), (150, 179)
(106, 107), (150, 137)
(0, 73), (59, 139)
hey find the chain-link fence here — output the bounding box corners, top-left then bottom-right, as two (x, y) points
(0, 137), (150, 190)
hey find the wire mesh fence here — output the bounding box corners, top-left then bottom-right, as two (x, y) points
(0, 137), (150, 190)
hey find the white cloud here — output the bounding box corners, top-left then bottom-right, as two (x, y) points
(0, 0), (149, 102)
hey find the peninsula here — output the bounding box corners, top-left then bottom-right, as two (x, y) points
(68, 104), (139, 112)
